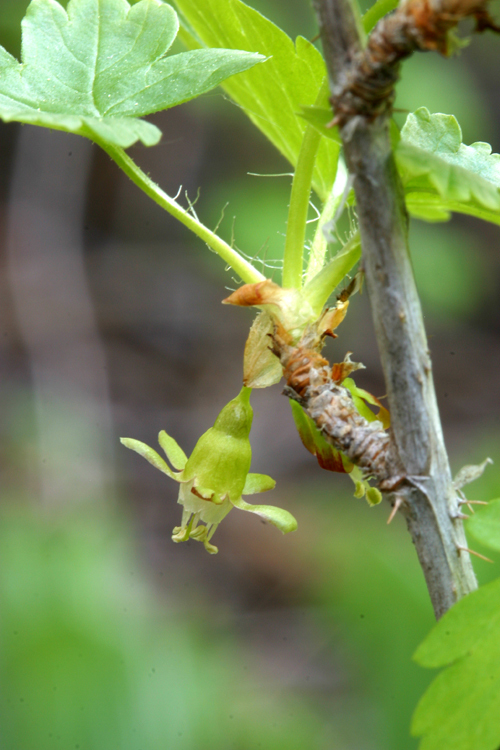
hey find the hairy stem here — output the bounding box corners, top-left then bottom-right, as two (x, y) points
(98, 142), (265, 286)
(314, 0), (477, 618)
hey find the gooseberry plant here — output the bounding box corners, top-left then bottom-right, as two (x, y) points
(2, 0), (500, 747)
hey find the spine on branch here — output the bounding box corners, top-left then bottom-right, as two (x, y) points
(313, 0), (483, 616)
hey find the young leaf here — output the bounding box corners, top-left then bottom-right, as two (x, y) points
(173, 0), (340, 200)
(397, 108), (500, 224)
(467, 499), (500, 551)
(0, 0), (264, 148)
(343, 378), (391, 429)
(412, 577), (500, 750)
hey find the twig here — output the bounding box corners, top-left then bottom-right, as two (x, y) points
(329, 0), (500, 127)
(313, 0), (479, 618)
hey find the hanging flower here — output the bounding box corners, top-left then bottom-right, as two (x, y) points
(120, 387), (297, 554)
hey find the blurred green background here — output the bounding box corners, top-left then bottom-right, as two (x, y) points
(1, 1), (500, 749)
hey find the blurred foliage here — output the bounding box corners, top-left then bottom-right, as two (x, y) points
(412, 575), (500, 750)
(300, 489), (435, 750)
(410, 220), (489, 320)
(0, 503), (332, 750)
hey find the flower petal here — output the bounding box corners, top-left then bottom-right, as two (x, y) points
(120, 437), (181, 480)
(231, 497), (297, 534)
(158, 430), (188, 470)
(243, 473), (276, 494)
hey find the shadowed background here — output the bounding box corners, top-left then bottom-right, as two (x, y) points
(1, 1), (500, 748)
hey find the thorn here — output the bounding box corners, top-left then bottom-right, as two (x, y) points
(457, 545), (494, 564)
(459, 499), (488, 505)
(453, 512), (470, 520)
(387, 496), (403, 524)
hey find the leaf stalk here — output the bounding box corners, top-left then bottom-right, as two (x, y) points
(98, 142), (266, 285)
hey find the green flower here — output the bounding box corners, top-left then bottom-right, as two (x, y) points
(120, 388), (297, 554)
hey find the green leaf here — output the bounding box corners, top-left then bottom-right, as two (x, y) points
(406, 192), (500, 224)
(243, 473), (276, 494)
(412, 577), (500, 750)
(299, 105), (339, 142)
(173, 0), (340, 200)
(158, 430), (188, 470)
(467, 499), (500, 551)
(0, 0), (264, 148)
(231, 496), (297, 534)
(120, 437), (180, 479)
(300, 104), (400, 149)
(343, 378), (391, 429)
(397, 108), (500, 224)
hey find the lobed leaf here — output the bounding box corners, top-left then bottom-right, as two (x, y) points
(397, 108), (500, 225)
(412, 577), (500, 750)
(173, 0), (340, 200)
(0, 0), (264, 148)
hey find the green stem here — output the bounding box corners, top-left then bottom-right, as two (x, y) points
(282, 94), (326, 289)
(99, 142), (265, 286)
(362, 0), (399, 33)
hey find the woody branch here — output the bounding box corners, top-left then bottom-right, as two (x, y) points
(311, 0), (496, 617)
